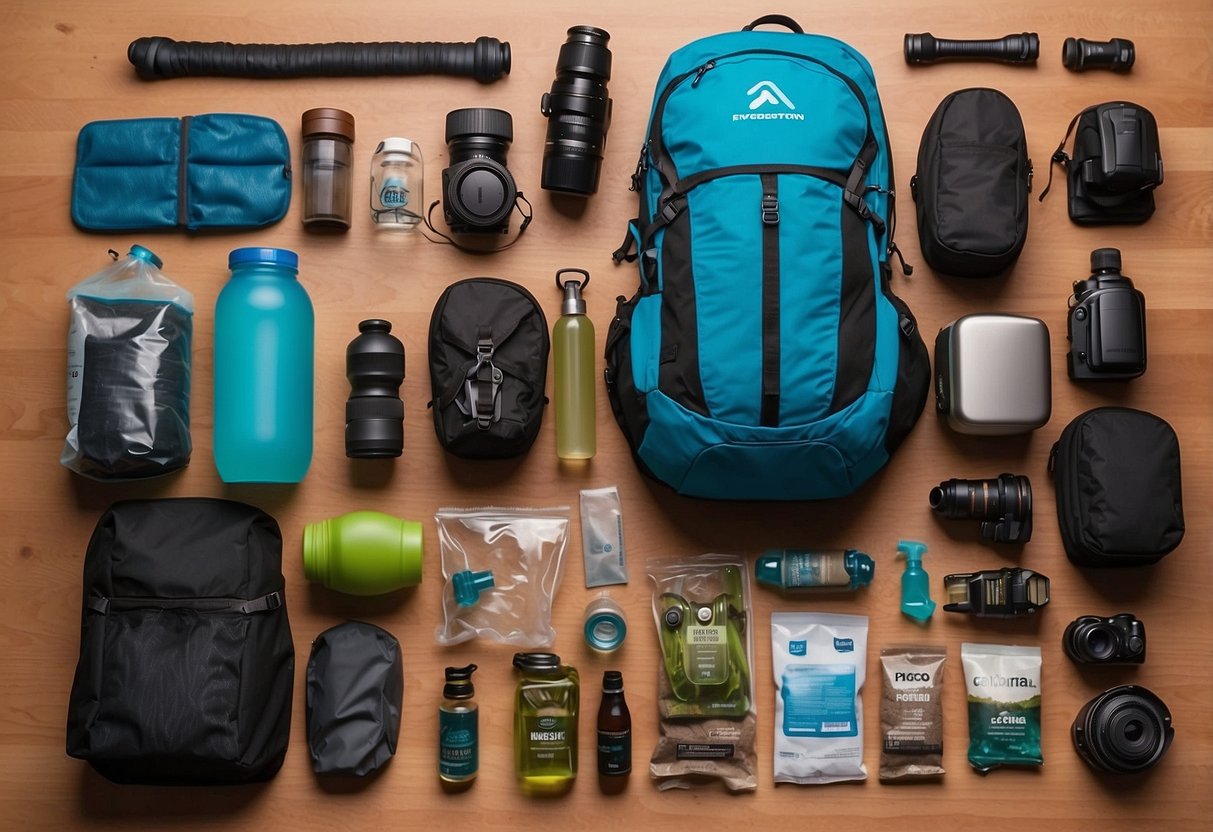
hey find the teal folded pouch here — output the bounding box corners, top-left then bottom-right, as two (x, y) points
(72, 113), (291, 231)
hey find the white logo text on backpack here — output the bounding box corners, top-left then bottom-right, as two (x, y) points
(733, 81), (805, 121)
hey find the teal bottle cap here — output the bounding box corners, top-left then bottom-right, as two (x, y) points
(228, 247), (299, 270)
(583, 604), (626, 652)
(128, 244), (163, 269)
(452, 569), (494, 607)
(844, 550), (875, 589)
(754, 554), (783, 589)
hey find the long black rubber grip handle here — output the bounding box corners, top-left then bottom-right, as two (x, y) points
(128, 36), (512, 82)
(904, 32), (1039, 65)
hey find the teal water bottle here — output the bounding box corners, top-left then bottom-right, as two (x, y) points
(214, 248), (314, 483)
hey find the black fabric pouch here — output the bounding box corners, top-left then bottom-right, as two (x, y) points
(428, 277), (549, 459)
(912, 88), (1031, 278)
(1049, 407), (1184, 567)
(1052, 102), (1162, 225)
(66, 498), (294, 784)
(307, 622), (403, 777)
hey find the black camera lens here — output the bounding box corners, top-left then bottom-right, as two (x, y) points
(540, 25), (613, 197)
(1072, 685), (1173, 774)
(1062, 614), (1145, 664)
(1062, 37), (1135, 72)
(442, 108), (517, 233)
(929, 473), (1032, 543)
(346, 319), (405, 459)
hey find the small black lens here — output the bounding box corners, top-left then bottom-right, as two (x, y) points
(1083, 625), (1117, 661)
(540, 25), (614, 196)
(1072, 685), (1173, 774)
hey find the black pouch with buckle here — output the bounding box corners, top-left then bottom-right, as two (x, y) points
(428, 277), (549, 459)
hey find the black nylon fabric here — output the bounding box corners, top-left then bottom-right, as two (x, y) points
(1066, 106), (1159, 225)
(306, 622), (403, 777)
(914, 88), (1030, 278)
(427, 278), (549, 459)
(1052, 408), (1184, 567)
(66, 498), (294, 784)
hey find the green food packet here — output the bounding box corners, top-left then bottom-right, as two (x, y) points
(961, 643), (1042, 772)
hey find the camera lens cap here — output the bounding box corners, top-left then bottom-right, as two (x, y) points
(447, 162), (516, 229)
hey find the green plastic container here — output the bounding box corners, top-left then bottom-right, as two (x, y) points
(303, 510), (423, 595)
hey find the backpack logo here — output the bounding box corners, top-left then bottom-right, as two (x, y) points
(733, 81), (805, 122)
(748, 81), (795, 110)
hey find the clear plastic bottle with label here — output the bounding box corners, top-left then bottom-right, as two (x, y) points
(370, 137), (424, 229)
(513, 652), (579, 795)
(439, 664), (479, 785)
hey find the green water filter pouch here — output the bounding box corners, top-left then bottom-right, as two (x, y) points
(961, 643), (1043, 772)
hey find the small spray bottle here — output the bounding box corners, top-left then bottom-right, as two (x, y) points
(898, 540), (936, 622)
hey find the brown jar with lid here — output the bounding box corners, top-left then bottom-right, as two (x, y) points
(301, 107), (355, 230)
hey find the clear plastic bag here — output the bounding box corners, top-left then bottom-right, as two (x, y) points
(435, 507), (570, 647)
(648, 554), (757, 792)
(62, 246), (194, 480)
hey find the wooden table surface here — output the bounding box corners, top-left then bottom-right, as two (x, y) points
(1, 0), (1210, 829)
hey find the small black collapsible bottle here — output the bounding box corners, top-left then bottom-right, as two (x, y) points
(345, 319), (405, 458)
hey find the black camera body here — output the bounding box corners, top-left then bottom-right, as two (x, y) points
(1067, 102), (1163, 225)
(441, 108), (518, 235)
(1068, 248), (1146, 380)
(1063, 613), (1146, 665)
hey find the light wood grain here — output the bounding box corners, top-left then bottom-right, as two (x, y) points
(1, 0), (1211, 829)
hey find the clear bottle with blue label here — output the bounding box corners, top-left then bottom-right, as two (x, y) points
(370, 137), (424, 229)
(755, 549), (874, 592)
(439, 664), (479, 785)
(213, 247), (314, 483)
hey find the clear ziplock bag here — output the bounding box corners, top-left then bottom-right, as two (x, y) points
(435, 506), (570, 647)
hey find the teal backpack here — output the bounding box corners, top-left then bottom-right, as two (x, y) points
(607, 15), (930, 500)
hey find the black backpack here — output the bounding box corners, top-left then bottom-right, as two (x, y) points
(912, 88), (1031, 278)
(428, 278), (549, 459)
(66, 499), (294, 784)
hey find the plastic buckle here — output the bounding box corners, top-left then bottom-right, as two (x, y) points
(458, 344), (503, 429)
(660, 201), (681, 224)
(761, 194), (779, 226)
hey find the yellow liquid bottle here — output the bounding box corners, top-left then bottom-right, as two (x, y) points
(513, 652), (579, 796)
(554, 269), (596, 459)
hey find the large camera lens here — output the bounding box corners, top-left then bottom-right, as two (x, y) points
(540, 25), (613, 196)
(928, 473), (1032, 543)
(1072, 685), (1173, 774)
(1062, 614), (1145, 664)
(443, 108), (517, 232)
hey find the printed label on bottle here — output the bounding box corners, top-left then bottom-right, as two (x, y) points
(686, 625), (727, 684)
(785, 552), (847, 587)
(439, 710), (478, 778)
(597, 728), (632, 775)
(524, 715), (573, 768)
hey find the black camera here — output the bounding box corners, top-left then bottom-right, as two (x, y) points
(441, 108), (520, 235)
(1068, 248), (1147, 380)
(929, 473), (1032, 544)
(1058, 101), (1163, 225)
(1063, 613), (1146, 665)
(540, 25), (613, 197)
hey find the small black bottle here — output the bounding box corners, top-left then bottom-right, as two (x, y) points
(596, 670), (631, 778)
(345, 319), (405, 458)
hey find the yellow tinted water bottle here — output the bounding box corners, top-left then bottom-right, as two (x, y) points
(553, 268), (596, 459)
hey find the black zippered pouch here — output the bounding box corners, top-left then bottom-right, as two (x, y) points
(912, 88), (1031, 278)
(427, 278), (549, 459)
(66, 498), (294, 784)
(1049, 407), (1184, 567)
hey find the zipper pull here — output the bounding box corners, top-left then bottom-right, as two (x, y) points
(1047, 442), (1059, 475)
(889, 241), (913, 276)
(691, 60), (717, 88)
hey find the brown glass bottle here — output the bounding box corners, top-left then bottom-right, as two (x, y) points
(596, 670), (631, 777)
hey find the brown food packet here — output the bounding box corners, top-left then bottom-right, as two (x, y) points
(879, 645), (947, 781)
